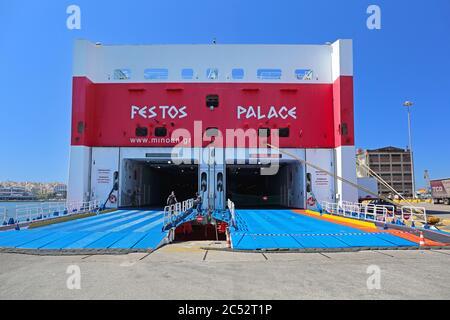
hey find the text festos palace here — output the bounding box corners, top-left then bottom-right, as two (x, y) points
(130, 105), (296, 120)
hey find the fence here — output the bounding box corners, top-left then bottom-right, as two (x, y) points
(2, 200), (101, 226)
(321, 200), (427, 227)
(0, 207), (6, 225)
(163, 198), (194, 230)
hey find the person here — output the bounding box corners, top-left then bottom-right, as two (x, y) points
(130, 190), (137, 207)
(167, 191), (177, 206)
(194, 192), (202, 213)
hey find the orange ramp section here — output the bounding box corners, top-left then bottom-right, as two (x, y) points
(387, 229), (447, 246)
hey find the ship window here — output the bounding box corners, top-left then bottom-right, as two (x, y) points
(295, 69), (313, 80)
(144, 68), (168, 80)
(257, 69), (282, 80)
(135, 127), (148, 137)
(279, 128), (290, 137)
(258, 128), (270, 137)
(181, 68), (194, 79)
(206, 68), (219, 80)
(113, 69), (131, 80)
(77, 121), (85, 134)
(205, 127), (220, 137)
(306, 173), (312, 192)
(206, 95), (219, 109)
(340, 123), (348, 135)
(232, 68), (244, 80)
(155, 127), (167, 137)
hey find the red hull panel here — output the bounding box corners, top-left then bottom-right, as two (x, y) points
(71, 77), (354, 148)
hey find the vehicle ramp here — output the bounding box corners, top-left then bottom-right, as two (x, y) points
(229, 209), (420, 250)
(0, 209), (168, 252)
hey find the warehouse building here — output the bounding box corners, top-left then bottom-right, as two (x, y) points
(358, 146), (413, 197)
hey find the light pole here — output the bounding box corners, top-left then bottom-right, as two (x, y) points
(403, 101), (416, 198)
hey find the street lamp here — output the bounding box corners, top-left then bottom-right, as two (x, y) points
(403, 101), (416, 198)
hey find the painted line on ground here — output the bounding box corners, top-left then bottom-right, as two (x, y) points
(108, 212), (163, 232)
(133, 217), (165, 233)
(83, 211), (154, 231)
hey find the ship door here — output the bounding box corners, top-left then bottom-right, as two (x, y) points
(199, 146), (226, 211)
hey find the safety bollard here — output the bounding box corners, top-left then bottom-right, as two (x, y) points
(226, 229), (231, 249)
(419, 231), (426, 246)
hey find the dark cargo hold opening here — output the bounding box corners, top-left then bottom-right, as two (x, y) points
(120, 159), (198, 208)
(226, 162), (304, 209)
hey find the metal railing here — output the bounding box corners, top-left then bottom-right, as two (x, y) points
(339, 201), (394, 222)
(323, 200), (395, 223)
(320, 201), (427, 227)
(0, 207), (6, 225)
(227, 199), (236, 228)
(3, 200), (101, 226)
(163, 198), (194, 230)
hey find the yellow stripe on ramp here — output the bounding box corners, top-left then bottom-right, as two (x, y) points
(305, 210), (377, 230)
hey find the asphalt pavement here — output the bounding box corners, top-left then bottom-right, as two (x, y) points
(0, 241), (449, 300)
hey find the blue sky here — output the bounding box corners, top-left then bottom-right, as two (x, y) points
(0, 0), (449, 187)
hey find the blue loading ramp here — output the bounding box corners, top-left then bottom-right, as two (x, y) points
(230, 210), (417, 250)
(0, 209), (419, 252)
(0, 210), (167, 251)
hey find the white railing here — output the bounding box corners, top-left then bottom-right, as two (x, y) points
(227, 199), (236, 228)
(324, 201), (391, 222)
(6, 200), (101, 225)
(0, 207), (6, 224)
(320, 201), (427, 227)
(163, 198), (194, 230)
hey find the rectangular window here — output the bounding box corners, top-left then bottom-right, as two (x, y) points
(257, 69), (282, 80)
(206, 95), (219, 109)
(144, 68), (168, 80)
(205, 128), (220, 137)
(155, 127), (167, 137)
(258, 128), (270, 137)
(181, 68), (194, 79)
(77, 121), (85, 134)
(340, 123), (348, 135)
(393, 183), (403, 190)
(279, 128), (290, 137)
(135, 127), (148, 137)
(232, 68), (244, 80)
(295, 69), (313, 80)
(113, 69), (131, 80)
(206, 68), (219, 80)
